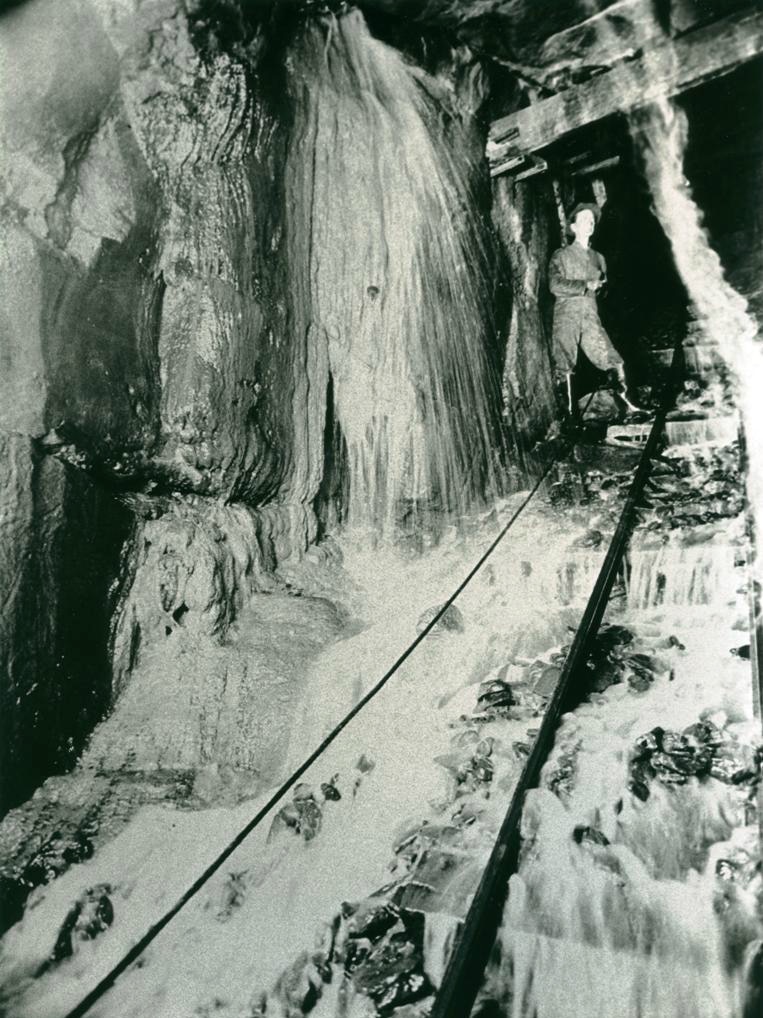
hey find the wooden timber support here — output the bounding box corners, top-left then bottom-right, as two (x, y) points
(487, 7), (763, 177)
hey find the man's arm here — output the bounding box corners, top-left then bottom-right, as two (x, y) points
(548, 249), (588, 297)
(596, 251), (608, 288)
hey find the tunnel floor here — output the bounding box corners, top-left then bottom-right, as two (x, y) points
(0, 319), (760, 1018)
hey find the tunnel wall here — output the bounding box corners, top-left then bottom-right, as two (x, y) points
(0, 0), (160, 813)
(0, 0), (514, 812)
(4, 0), (672, 812)
(681, 58), (763, 324)
(491, 174), (559, 452)
(0, 0), (317, 814)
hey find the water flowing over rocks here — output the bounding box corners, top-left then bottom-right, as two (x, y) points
(629, 721), (761, 795)
(42, 884), (115, 972)
(0, 473), (623, 1015)
(475, 374), (763, 1018)
(1, 2), (762, 1016)
(0, 0), (524, 819)
(284, 10), (504, 531)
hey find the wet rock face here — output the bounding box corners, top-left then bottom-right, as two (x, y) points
(0, 0), (313, 500)
(2, 0), (295, 503)
(0, 1), (319, 812)
(492, 174), (557, 449)
(0, 2), (162, 462)
(118, 24), (291, 502)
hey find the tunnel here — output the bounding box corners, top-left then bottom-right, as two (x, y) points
(0, 1), (762, 1016)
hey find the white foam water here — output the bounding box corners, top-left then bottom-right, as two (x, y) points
(489, 594), (759, 1018)
(0, 498), (603, 1018)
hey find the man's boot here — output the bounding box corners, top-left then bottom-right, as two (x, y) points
(612, 366), (648, 415)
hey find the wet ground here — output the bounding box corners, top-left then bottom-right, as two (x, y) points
(478, 377), (762, 1018)
(0, 363), (759, 1018)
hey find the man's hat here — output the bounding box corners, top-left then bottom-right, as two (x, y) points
(566, 202), (601, 235)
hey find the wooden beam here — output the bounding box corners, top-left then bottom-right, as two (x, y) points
(487, 8), (763, 174)
(569, 155), (621, 177)
(490, 153), (548, 179)
(513, 155), (549, 181)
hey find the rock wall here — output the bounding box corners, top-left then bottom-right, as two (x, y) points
(0, 434), (130, 812)
(492, 174), (559, 452)
(681, 58), (763, 323)
(0, 1), (162, 461)
(0, 0), (314, 814)
(0, 0), (551, 813)
(0, 0), (161, 814)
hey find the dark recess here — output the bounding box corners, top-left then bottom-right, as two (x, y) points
(0, 460), (131, 817)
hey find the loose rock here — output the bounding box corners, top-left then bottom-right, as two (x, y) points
(628, 719), (759, 797)
(350, 923), (432, 1014)
(415, 604), (464, 636)
(43, 884), (114, 970)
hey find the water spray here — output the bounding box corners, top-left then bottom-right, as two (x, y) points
(285, 9), (503, 536)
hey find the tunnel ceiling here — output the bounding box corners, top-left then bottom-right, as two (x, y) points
(360, 0), (661, 72)
(195, 0), (645, 66)
(190, 0), (753, 86)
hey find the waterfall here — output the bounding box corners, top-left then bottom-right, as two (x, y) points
(626, 538), (740, 611)
(498, 788), (740, 1018)
(627, 97), (762, 569)
(285, 10), (502, 535)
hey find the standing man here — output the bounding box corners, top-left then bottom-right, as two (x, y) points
(549, 202), (642, 421)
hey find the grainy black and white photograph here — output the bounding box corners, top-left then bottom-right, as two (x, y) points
(0, 1), (762, 1016)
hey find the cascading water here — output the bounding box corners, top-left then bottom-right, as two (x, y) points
(285, 10), (503, 534)
(626, 536), (740, 611)
(627, 95), (763, 561)
(484, 430), (761, 1018)
(0, 494), (621, 1018)
(3, 11), (762, 1018)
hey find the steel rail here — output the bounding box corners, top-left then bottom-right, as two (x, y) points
(431, 367), (681, 1018)
(738, 424), (763, 866)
